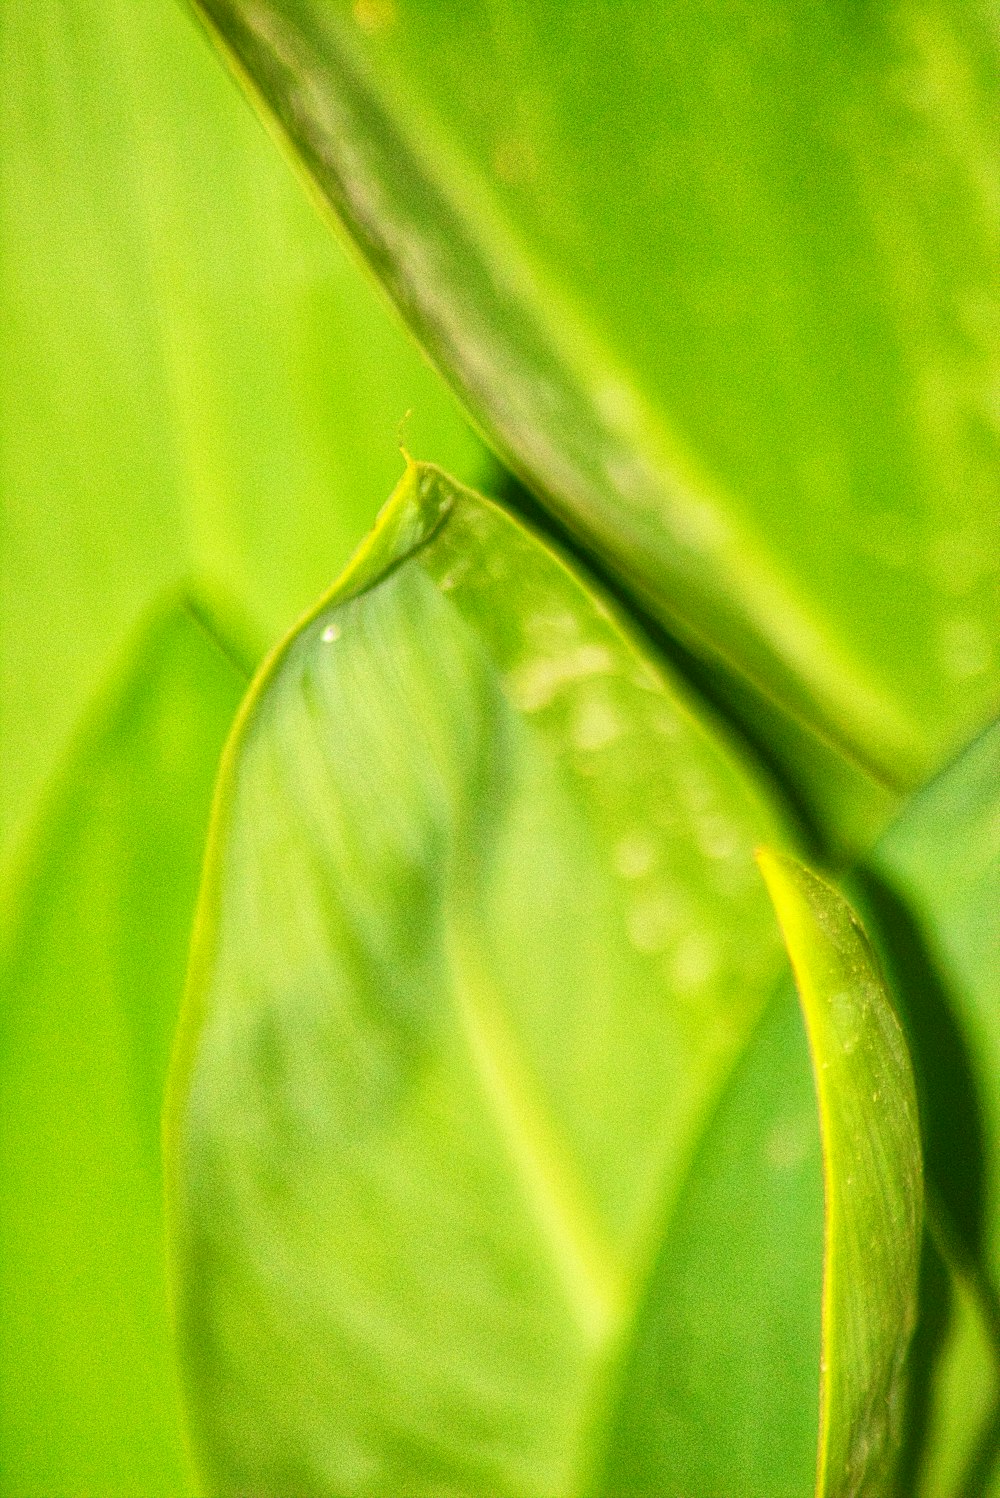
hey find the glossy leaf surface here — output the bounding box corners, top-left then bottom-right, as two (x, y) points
(0, 0), (484, 882)
(0, 599), (246, 1495)
(868, 716), (1000, 1489)
(171, 463), (923, 1496)
(170, 461), (811, 1496)
(759, 851), (923, 1497)
(194, 0), (1000, 788)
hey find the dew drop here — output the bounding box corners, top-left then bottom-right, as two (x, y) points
(321, 623), (341, 644)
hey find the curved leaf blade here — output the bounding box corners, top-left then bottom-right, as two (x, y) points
(758, 850), (923, 1497)
(168, 462), (814, 1496)
(193, 0), (1000, 787)
(0, 599), (245, 1495)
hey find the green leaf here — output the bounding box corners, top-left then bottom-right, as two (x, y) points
(481, 466), (902, 864)
(866, 715), (1000, 1488)
(601, 979), (824, 1496)
(168, 460), (831, 1496)
(0, 0), (485, 880)
(758, 850), (923, 1497)
(0, 597), (246, 1495)
(910, 1221), (1000, 1495)
(169, 463), (925, 1496)
(681, 652), (903, 862)
(191, 0), (1000, 789)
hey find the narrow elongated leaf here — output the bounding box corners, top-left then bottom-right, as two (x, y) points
(0, 598), (246, 1495)
(866, 715), (1000, 1488)
(169, 461), (816, 1496)
(758, 851), (923, 1497)
(194, 0), (1000, 787)
(0, 0), (485, 881)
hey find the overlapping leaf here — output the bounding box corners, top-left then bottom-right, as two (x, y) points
(760, 852), (922, 1497)
(193, 0), (1000, 792)
(1, 5), (941, 1492)
(169, 464), (922, 1496)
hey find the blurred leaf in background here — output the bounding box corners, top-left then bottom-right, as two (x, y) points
(193, 0), (1000, 799)
(0, 0), (485, 888)
(0, 599), (243, 1495)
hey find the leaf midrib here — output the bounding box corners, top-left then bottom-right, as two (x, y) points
(446, 911), (625, 1351)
